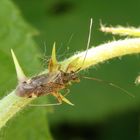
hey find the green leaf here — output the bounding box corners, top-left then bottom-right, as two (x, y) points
(0, 0), (52, 140)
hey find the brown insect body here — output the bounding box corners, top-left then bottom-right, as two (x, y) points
(16, 69), (80, 99)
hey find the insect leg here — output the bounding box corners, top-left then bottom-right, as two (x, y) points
(52, 92), (74, 106)
(63, 88), (70, 97)
(29, 102), (62, 107)
(29, 93), (62, 107)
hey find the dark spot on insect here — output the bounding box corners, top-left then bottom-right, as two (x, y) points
(47, 1), (75, 16)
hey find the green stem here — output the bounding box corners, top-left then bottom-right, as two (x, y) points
(101, 25), (140, 37)
(0, 90), (33, 129)
(60, 38), (140, 71)
(1, 37), (140, 129)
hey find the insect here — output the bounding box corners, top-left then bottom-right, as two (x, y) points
(11, 19), (134, 107)
(12, 45), (81, 106)
(15, 59), (80, 106)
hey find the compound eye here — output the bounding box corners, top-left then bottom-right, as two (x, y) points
(72, 75), (78, 80)
(63, 73), (67, 76)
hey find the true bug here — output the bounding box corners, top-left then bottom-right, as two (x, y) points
(12, 45), (81, 106)
(12, 19), (133, 107)
(11, 19), (93, 106)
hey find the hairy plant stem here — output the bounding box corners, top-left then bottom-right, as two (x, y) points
(1, 38), (140, 129)
(101, 25), (140, 37)
(60, 38), (140, 71)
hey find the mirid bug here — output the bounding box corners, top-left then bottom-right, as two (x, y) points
(11, 18), (134, 107)
(11, 19), (93, 106)
(13, 45), (81, 106)
(15, 67), (80, 106)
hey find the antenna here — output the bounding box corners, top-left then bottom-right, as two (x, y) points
(83, 18), (93, 66)
(82, 76), (135, 98)
(75, 18), (93, 72)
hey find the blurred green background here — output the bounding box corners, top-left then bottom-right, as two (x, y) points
(1, 0), (140, 139)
